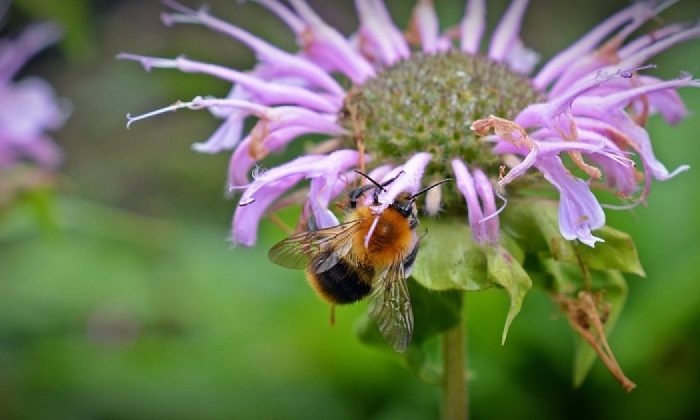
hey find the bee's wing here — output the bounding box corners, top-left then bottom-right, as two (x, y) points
(268, 219), (361, 272)
(368, 261), (414, 352)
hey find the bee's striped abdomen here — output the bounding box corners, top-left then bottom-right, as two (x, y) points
(307, 258), (373, 304)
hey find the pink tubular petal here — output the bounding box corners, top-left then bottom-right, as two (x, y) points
(437, 35), (453, 52)
(369, 0), (411, 58)
(280, 0), (374, 84)
(253, 0), (305, 33)
(117, 54), (340, 113)
(236, 155), (322, 205)
(354, 1), (395, 64)
(307, 185), (341, 229)
(505, 38), (539, 74)
(618, 23), (686, 59)
(227, 125), (312, 187)
(237, 150), (360, 205)
(589, 154), (639, 196)
(376, 153), (432, 207)
(549, 8), (683, 96)
(232, 150), (362, 245)
(263, 107), (346, 135)
(499, 145), (538, 185)
(192, 80), (255, 153)
(538, 156), (605, 247)
(615, 23), (700, 70)
(161, 2), (345, 97)
(638, 75), (688, 124)
(516, 69), (628, 136)
(368, 164), (394, 184)
(533, 2), (653, 89)
(573, 116), (679, 200)
(233, 174), (304, 246)
(308, 160), (362, 229)
(226, 105), (346, 187)
(460, 0), (485, 54)
(488, 0), (529, 62)
(578, 108), (689, 196)
(192, 111), (246, 154)
(355, 0), (409, 64)
(359, 164), (395, 207)
(572, 75), (699, 113)
(412, 0), (440, 53)
(473, 169), (499, 242)
(451, 159), (485, 243)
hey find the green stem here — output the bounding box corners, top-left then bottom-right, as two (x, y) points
(442, 317), (467, 420)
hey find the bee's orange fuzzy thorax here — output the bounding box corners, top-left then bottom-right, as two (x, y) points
(350, 207), (413, 267)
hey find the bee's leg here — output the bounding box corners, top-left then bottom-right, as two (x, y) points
(329, 304), (336, 327)
(349, 185), (375, 208)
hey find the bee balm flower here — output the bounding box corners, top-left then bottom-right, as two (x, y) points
(122, 0), (699, 389)
(121, 0), (697, 249)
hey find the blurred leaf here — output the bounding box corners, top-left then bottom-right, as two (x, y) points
(20, 187), (58, 233)
(412, 218), (488, 291)
(403, 335), (444, 384)
(14, 0), (93, 59)
(356, 278), (462, 382)
(484, 247), (532, 344)
(0, 166), (59, 234)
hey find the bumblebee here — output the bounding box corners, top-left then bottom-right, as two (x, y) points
(268, 171), (449, 352)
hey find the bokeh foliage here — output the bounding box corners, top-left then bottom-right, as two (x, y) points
(1, 0), (700, 419)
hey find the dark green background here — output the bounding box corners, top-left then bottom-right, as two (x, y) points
(2, 0), (700, 419)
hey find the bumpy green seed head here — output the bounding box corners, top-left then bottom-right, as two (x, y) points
(341, 52), (543, 212)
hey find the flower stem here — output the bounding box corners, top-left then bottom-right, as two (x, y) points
(442, 317), (467, 420)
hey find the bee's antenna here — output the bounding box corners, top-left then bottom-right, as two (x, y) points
(354, 170), (405, 191)
(410, 178), (453, 200)
(353, 170), (385, 190)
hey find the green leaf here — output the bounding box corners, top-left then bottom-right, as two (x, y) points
(412, 217), (488, 291)
(408, 279), (463, 345)
(355, 278), (462, 382)
(501, 198), (577, 261)
(484, 247), (532, 344)
(412, 217), (532, 344)
(575, 227), (645, 276)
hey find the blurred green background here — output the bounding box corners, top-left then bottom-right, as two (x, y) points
(1, 0), (700, 419)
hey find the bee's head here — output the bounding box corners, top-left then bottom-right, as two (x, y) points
(352, 170), (452, 218)
(390, 192), (416, 219)
(391, 179), (453, 220)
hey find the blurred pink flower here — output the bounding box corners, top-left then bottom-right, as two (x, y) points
(0, 14), (69, 169)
